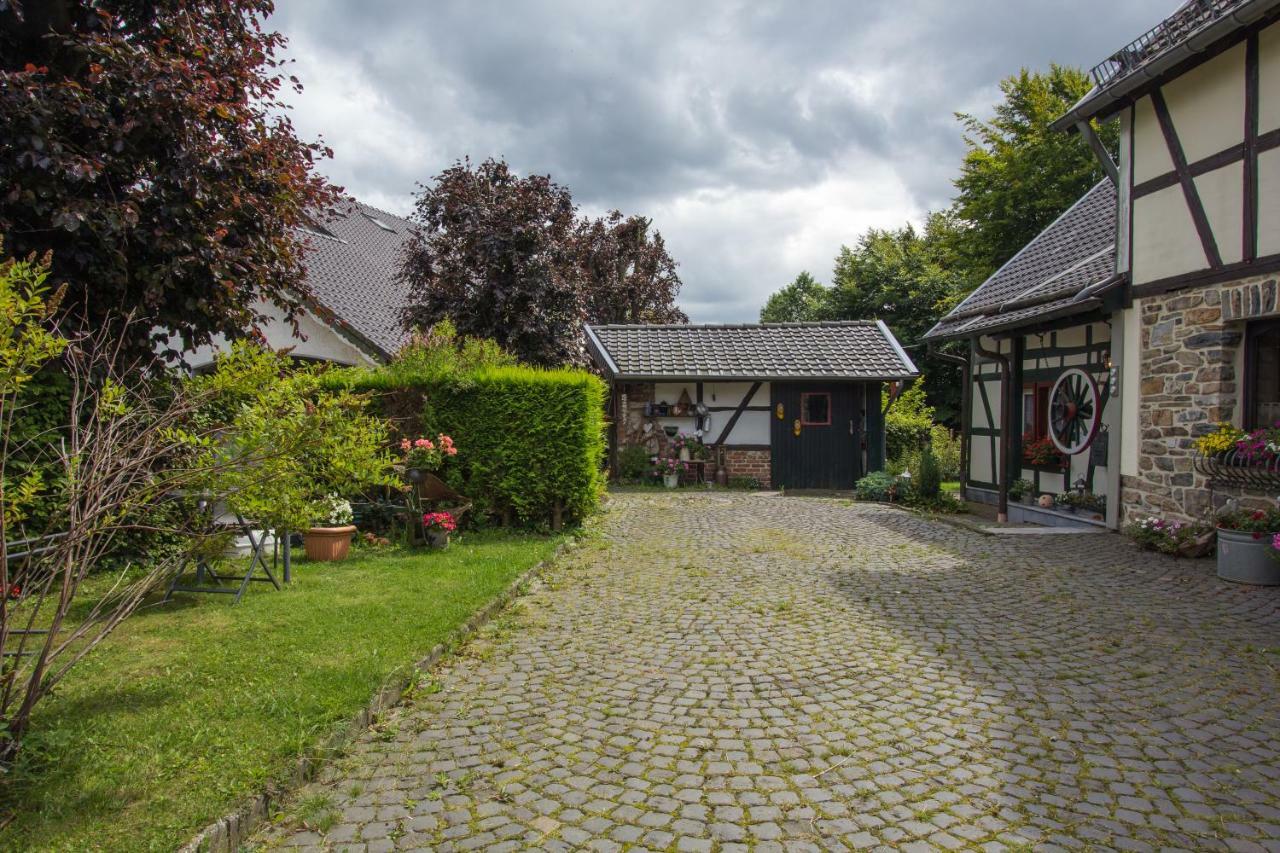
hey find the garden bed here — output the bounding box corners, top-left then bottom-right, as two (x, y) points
(0, 532), (561, 850)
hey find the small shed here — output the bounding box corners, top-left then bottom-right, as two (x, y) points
(584, 321), (918, 489)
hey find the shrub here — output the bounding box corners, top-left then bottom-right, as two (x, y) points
(1008, 478), (1035, 501)
(855, 470), (896, 501)
(884, 382), (933, 462)
(929, 424), (961, 480)
(426, 366), (606, 527)
(727, 475), (761, 490)
(617, 444), (652, 482)
(912, 448), (942, 502)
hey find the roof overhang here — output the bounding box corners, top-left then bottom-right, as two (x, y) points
(601, 372), (920, 384)
(1052, 0), (1280, 131)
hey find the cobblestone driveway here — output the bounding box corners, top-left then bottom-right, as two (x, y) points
(262, 492), (1280, 852)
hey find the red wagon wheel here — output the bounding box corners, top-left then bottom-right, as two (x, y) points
(1049, 368), (1102, 456)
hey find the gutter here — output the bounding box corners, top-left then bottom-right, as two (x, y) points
(1051, 0), (1280, 130)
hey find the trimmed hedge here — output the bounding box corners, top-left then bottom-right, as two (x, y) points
(325, 364), (607, 528)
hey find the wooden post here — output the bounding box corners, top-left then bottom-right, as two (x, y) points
(607, 382), (620, 481)
(552, 501), (563, 531)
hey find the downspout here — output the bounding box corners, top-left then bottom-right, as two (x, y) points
(972, 336), (1012, 522)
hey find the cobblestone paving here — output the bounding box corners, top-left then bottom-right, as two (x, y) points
(259, 492), (1280, 852)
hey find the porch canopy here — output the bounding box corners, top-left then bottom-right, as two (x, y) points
(584, 321), (918, 382)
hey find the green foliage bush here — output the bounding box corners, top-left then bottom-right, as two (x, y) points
(929, 424), (961, 480)
(426, 366), (606, 527)
(616, 444), (652, 482)
(330, 350), (608, 528)
(855, 470), (896, 501)
(884, 382), (933, 463)
(912, 447), (942, 501)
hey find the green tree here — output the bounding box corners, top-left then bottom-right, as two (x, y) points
(951, 65), (1117, 278)
(826, 215), (970, 423)
(759, 272), (830, 323)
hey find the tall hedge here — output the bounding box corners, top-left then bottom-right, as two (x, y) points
(325, 364), (607, 528)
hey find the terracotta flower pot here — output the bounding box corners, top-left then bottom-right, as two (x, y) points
(304, 525), (356, 562)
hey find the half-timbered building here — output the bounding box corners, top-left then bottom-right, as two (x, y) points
(926, 0), (1280, 527)
(584, 322), (918, 490)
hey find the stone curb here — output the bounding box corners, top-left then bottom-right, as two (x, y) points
(180, 537), (574, 853)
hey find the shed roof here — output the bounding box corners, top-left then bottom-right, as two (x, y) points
(584, 321), (918, 382)
(924, 180), (1121, 341)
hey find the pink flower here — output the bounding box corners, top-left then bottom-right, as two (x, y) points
(1272, 532), (1280, 550)
(414, 438), (433, 449)
(400, 439), (411, 452)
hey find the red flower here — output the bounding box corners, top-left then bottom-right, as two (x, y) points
(1253, 510), (1266, 520)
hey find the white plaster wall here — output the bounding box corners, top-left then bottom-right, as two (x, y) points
(1258, 147), (1280, 257)
(652, 381), (770, 445)
(1133, 183), (1208, 284)
(1261, 21), (1280, 133)
(1132, 96), (1173, 184)
(1195, 161), (1245, 266)
(1163, 42), (1245, 164)
(181, 301), (377, 370)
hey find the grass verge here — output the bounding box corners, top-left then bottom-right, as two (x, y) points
(0, 531), (561, 851)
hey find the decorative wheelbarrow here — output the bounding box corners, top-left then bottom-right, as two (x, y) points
(413, 473), (472, 548)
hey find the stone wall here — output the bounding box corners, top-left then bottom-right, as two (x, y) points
(1125, 272), (1278, 522)
(723, 448), (771, 488)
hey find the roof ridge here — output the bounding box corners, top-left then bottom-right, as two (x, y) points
(586, 320), (879, 330)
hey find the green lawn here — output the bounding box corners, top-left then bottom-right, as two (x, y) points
(0, 531), (561, 851)
(942, 481), (961, 493)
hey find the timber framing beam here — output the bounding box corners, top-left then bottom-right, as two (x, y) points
(1150, 88), (1223, 269)
(714, 381), (762, 446)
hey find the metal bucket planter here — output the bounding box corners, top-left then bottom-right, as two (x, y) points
(1216, 527), (1280, 585)
(663, 473), (679, 489)
(304, 525), (356, 562)
(426, 528), (450, 550)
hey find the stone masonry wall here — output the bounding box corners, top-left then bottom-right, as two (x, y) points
(1126, 273), (1279, 523)
(724, 449), (771, 488)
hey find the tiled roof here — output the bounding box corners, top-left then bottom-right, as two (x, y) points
(298, 200), (415, 358)
(584, 321), (918, 381)
(924, 180), (1119, 341)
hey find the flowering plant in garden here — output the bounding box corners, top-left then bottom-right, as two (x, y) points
(1125, 516), (1214, 556)
(1193, 422), (1247, 456)
(1022, 434), (1064, 467)
(1215, 501), (1280, 536)
(421, 511), (457, 532)
(320, 495), (354, 526)
(652, 456), (688, 477)
(400, 434), (458, 470)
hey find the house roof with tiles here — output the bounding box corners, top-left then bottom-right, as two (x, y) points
(584, 321), (918, 382)
(296, 200), (415, 359)
(923, 180), (1123, 341)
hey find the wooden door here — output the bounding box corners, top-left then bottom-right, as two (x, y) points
(770, 383), (862, 489)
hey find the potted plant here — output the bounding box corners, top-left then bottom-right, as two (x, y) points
(1053, 492), (1077, 514)
(400, 434), (458, 482)
(421, 511), (457, 549)
(304, 495), (357, 562)
(1126, 516), (1214, 558)
(1023, 434), (1065, 468)
(655, 456), (687, 488)
(1193, 422), (1247, 461)
(1009, 478), (1035, 504)
(1215, 502), (1280, 585)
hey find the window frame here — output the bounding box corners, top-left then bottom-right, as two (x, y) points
(799, 392), (832, 426)
(1244, 319), (1280, 429)
(1021, 381), (1053, 440)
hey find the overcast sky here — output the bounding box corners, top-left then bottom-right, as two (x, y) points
(272, 0), (1173, 322)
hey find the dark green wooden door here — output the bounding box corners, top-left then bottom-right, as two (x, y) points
(770, 383), (863, 489)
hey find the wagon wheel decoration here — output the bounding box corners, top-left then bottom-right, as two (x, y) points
(1048, 368), (1102, 456)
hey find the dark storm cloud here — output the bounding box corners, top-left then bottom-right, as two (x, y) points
(273, 0), (1175, 321)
